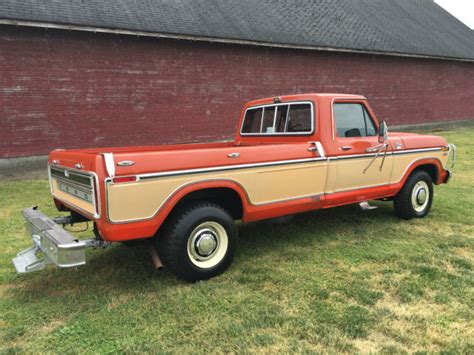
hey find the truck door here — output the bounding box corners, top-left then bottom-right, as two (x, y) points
(331, 101), (393, 194)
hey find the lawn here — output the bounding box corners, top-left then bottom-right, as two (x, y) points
(1, 127), (473, 353)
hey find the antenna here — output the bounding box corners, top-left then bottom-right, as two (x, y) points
(447, 112), (450, 143)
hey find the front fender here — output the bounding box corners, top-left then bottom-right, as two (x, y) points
(388, 157), (447, 196)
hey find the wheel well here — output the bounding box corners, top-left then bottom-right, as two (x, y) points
(413, 164), (438, 183)
(172, 187), (244, 220)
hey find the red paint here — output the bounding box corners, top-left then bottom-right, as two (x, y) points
(48, 94), (451, 242)
(1, 26), (473, 159)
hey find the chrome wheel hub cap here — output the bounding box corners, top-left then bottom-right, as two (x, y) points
(411, 181), (430, 212)
(416, 188), (427, 205)
(187, 221), (229, 269)
(194, 231), (218, 257)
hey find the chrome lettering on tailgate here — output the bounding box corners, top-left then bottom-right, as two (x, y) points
(49, 166), (100, 218)
(57, 180), (93, 203)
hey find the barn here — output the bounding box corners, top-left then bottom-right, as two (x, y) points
(1, 0), (473, 168)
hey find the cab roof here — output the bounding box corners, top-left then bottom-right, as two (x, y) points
(245, 93), (366, 107)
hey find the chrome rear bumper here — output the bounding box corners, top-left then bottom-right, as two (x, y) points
(12, 207), (88, 273)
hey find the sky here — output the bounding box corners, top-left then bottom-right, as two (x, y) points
(435, 0), (474, 29)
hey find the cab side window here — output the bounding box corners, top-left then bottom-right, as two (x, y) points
(334, 103), (376, 138)
(241, 107), (263, 133)
(262, 106), (276, 133)
(287, 104), (312, 132)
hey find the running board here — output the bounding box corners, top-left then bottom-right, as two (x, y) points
(359, 201), (378, 210)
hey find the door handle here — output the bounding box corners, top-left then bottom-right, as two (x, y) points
(227, 152), (240, 158)
(307, 142), (326, 158)
(117, 160), (135, 166)
(341, 146), (352, 151)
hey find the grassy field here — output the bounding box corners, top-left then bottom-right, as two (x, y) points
(1, 128), (473, 353)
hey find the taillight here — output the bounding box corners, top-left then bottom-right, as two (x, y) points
(112, 176), (137, 183)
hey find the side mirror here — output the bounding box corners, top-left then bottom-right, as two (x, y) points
(378, 120), (388, 143)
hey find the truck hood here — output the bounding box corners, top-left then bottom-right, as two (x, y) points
(389, 132), (448, 150)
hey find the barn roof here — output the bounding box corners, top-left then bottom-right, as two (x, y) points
(1, 0), (473, 61)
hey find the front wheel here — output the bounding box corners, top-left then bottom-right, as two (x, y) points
(157, 202), (237, 282)
(393, 170), (433, 220)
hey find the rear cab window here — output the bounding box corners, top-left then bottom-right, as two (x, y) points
(241, 102), (314, 135)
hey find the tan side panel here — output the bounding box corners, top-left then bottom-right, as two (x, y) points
(51, 178), (95, 215)
(254, 164), (327, 203)
(390, 151), (447, 183)
(107, 161), (328, 222)
(325, 161), (338, 194)
(334, 155), (393, 192)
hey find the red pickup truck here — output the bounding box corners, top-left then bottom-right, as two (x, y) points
(13, 94), (456, 281)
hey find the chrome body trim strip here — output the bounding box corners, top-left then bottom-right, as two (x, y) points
(392, 147), (442, 155)
(330, 147), (442, 161)
(328, 183), (389, 194)
(253, 193), (323, 206)
(138, 156), (326, 180)
(107, 147), (443, 180)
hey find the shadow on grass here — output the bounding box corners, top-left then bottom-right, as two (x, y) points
(9, 201), (399, 298)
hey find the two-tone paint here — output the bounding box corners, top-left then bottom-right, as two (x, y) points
(48, 94), (453, 242)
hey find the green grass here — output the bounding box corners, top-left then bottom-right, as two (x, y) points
(1, 128), (473, 353)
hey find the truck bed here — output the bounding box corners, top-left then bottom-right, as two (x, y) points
(50, 141), (319, 177)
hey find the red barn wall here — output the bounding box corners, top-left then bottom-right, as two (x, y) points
(1, 26), (473, 158)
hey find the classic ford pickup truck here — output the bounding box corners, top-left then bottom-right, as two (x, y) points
(13, 94), (456, 281)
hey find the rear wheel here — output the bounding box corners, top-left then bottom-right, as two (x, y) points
(157, 202), (237, 282)
(394, 170), (433, 220)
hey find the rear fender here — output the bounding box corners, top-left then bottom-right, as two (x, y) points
(156, 179), (251, 223)
(97, 179), (251, 242)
